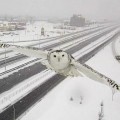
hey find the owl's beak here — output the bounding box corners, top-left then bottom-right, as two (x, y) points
(58, 57), (60, 62)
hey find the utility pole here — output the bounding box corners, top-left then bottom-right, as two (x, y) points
(5, 47), (6, 71)
(19, 31), (20, 41)
(13, 38), (14, 45)
(13, 104), (15, 120)
(9, 99), (16, 120)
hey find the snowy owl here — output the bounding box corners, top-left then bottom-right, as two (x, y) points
(0, 43), (120, 92)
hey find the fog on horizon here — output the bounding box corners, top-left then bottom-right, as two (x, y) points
(0, 0), (120, 21)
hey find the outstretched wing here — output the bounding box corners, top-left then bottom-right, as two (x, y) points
(72, 60), (120, 92)
(0, 43), (48, 59)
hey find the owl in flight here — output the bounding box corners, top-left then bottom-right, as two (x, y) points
(0, 43), (120, 92)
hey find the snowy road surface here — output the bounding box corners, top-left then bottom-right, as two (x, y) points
(0, 25), (116, 76)
(0, 25), (109, 69)
(0, 26), (117, 94)
(0, 24), (119, 120)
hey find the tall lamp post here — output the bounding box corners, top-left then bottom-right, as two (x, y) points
(5, 46), (6, 71)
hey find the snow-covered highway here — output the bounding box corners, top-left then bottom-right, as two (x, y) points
(0, 25), (117, 75)
(0, 23), (119, 120)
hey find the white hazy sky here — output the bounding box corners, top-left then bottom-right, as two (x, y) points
(0, 0), (120, 20)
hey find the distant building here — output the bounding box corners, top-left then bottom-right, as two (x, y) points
(70, 15), (85, 27)
(0, 21), (26, 32)
(41, 27), (45, 36)
(0, 22), (12, 31)
(64, 20), (70, 26)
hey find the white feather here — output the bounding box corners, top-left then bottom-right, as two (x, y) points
(71, 60), (120, 92)
(0, 43), (48, 59)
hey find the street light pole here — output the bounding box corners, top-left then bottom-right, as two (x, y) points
(9, 99), (16, 120)
(13, 38), (14, 45)
(13, 104), (15, 120)
(39, 37), (40, 48)
(19, 31), (20, 41)
(5, 47), (6, 71)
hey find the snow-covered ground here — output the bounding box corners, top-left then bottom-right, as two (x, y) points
(0, 21), (59, 43)
(19, 36), (120, 120)
(1, 25), (116, 111)
(0, 21), (119, 119)
(0, 21), (100, 44)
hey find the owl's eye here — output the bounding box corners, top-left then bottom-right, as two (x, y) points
(62, 54), (64, 57)
(54, 55), (56, 57)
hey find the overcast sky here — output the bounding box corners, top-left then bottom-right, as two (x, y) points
(0, 0), (120, 20)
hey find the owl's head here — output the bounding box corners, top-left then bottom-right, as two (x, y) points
(48, 50), (71, 70)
